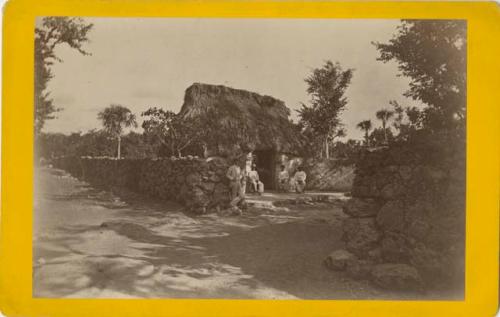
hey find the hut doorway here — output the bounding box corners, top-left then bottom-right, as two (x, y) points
(253, 150), (275, 190)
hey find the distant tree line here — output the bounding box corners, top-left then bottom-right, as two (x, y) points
(37, 104), (256, 160)
(36, 130), (156, 160)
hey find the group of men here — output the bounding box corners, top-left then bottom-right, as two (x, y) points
(278, 164), (307, 193)
(225, 158), (307, 213)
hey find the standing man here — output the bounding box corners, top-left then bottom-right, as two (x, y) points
(226, 157), (244, 213)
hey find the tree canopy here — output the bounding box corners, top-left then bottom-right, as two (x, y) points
(142, 107), (203, 158)
(35, 17), (93, 135)
(356, 120), (373, 145)
(390, 100), (423, 141)
(298, 60), (354, 158)
(98, 105), (137, 158)
(374, 20), (466, 131)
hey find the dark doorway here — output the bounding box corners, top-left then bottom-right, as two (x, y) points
(253, 150), (275, 190)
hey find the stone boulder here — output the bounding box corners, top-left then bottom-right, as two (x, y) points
(371, 263), (423, 291)
(324, 249), (357, 271)
(380, 232), (411, 262)
(185, 172), (202, 187)
(218, 206), (243, 217)
(346, 259), (374, 280)
(342, 198), (381, 217)
(407, 218), (432, 242)
(367, 247), (382, 262)
(213, 183), (230, 205)
(184, 187), (210, 213)
(343, 217), (381, 256)
(351, 175), (380, 198)
(398, 165), (413, 180)
(294, 196), (314, 205)
(408, 243), (462, 284)
(376, 200), (406, 232)
(380, 180), (405, 200)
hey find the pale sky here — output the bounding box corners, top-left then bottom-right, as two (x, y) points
(43, 18), (420, 140)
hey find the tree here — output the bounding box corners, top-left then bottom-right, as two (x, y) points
(329, 138), (363, 163)
(35, 17), (93, 135)
(98, 105), (137, 159)
(327, 127), (346, 157)
(142, 107), (202, 158)
(332, 127), (346, 142)
(36, 132), (71, 159)
(120, 132), (156, 159)
(298, 60), (354, 158)
(374, 20), (466, 131)
(356, 120), (373, 146)
(369, 127), (395, 147)
(391, 100), (423, 140)
(77, 130), (115, 157)
(375, 109), (394, 144)
(297, 123), (324, 160)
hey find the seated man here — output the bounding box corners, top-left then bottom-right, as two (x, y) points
(293, 166), (307, 194)
(248, 165), (264, 195)
(278, 165), (290, 192)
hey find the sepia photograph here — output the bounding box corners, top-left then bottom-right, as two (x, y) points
(33, 17), (466, 300)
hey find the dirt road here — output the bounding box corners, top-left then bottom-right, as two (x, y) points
(34, 167), (409, 299)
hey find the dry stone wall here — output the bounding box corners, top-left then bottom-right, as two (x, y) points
(303, 159), (354, 192)
(326, 140), (465, 292)
(52, 156), (231, 214)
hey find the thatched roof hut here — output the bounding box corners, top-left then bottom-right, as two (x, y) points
(179, 83), (304, 154)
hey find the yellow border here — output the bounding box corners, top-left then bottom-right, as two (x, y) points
(2, 1), (499, 316)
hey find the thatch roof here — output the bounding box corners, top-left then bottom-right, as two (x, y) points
(179, 83), (304, 154)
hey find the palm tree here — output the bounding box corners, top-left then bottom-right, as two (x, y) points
(98, 104), (137, 159)
(356, 120), (372, 146)
(375, 109), (394, 144)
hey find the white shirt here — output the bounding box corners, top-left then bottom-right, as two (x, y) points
(279, 170), (289, 181)
(226, 165), (242, 182)
(294, 171), (307, 182)
(248, 170), (259, 182)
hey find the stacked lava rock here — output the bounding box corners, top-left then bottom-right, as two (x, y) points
(325, 139), (465, 292)
(303, 158), (355, 192)
(138, 156), (230, 214)
(52, 156), (231, 214)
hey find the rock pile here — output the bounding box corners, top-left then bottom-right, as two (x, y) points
(326, 141), (465, 292)
(52, 156), (231, 214)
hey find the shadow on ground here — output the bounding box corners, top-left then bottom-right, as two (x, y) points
(33, 167), (449, 299)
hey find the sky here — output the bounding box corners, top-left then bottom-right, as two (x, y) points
(43, 18), (420, 140)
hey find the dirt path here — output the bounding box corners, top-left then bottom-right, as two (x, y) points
(34, 167), (410, 299)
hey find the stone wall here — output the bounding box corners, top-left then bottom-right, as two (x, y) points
(52, 156), (231, 214)
(325, 140), (465, 292)
(303, 159), (354, 192)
